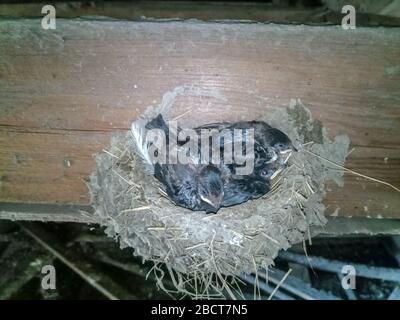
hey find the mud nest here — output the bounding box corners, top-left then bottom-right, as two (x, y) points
(89, 86), (349, 299)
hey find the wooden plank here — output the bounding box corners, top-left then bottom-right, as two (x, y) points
(0, 203), (95, 223)
(0, 1), (328, 23)
(1, 1), (400, 26)
(0, 19), (399, 218)
(2, 201), (400, 236)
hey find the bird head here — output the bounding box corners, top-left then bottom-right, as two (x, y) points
(258, 162), (284, 181)
(268, 128), (297, 154)
(198, 165), (224, 212)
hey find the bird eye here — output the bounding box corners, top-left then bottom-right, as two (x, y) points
(261, 169), (272, 177)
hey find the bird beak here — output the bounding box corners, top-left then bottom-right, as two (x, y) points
(266, 150), (278, 164)
(200, 194), (223, 210)
(279, 142), (297, 154)
(279, 148), (292, 155)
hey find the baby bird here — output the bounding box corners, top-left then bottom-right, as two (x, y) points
(154, 163), (224, 213)
(131, 114), (295, 213)
(134, 114), (224, 213)
(190, 119), (295, 209)
(221, 159), (283, 208)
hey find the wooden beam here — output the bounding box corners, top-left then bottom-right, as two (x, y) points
(1, 1), (400, 26)
(0, 203), (96, 224)
(0, 19), (399, 219)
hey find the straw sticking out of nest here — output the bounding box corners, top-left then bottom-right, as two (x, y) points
(89, 86), (350, 299)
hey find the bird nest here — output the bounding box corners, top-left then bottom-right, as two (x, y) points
(89, 87), (349, 299)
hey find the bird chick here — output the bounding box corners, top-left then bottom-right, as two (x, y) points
(139, 114), (224, 213)
(132, 114), (295, 213)
(154, 163), (224, 214)
(197, 165), (224, 213)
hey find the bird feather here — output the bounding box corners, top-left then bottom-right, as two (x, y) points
(131, 118), (155, 174)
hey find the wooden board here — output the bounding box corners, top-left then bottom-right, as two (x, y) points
(1, 1), (400, 26)
(0, 19), (399, 219)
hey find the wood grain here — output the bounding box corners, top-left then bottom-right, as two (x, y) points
(0, 19), (399, 218)
(1, 1), (400, 26)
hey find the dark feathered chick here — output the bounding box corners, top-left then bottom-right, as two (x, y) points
(194, 120), (295, 208)
(221, 159), (284, 207)
(154, 163), (223, 213)
(144, 114), (224, 213)
(134, 114), (295, 213)
(195, 120), (294, 174)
